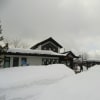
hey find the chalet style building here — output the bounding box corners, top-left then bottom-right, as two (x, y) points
(3, 37), (78, 69)
(31, 37), (62, 53)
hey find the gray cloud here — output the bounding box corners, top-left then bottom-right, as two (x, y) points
(0, 0), (100, 54)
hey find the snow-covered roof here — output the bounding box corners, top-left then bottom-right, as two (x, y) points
(7, 48), (66, 57)
(62, 51), (79, 58)
(87, 58), (100, 62)
(30, 37), (63, 49)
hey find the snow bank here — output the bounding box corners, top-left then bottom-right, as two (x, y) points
(0, 64), (74, 89)
(1, 64), (100, 100)
(0, 64), (74, 100)
(39, 65), (100, 100)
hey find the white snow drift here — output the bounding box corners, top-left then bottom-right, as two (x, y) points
(0, 64), (74, 100)
(0, 64), (99, 100)
(39, 65), (100, 100)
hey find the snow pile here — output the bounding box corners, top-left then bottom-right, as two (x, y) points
(1, 64), (100, 100)
(0, 64), (74, 88)
(0, 64), (74, 100)
(39, 65), (100, 100)
(0, 64), (74, 89)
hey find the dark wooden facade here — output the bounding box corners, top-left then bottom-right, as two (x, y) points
(41, 42), (58, 52)
(30, 37), (63, 53)
(60, 51), (79, 69)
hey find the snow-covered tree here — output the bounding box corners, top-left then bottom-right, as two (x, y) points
(0, 24), (8, 66)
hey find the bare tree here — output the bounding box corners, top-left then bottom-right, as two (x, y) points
(78, 52), (89, 71)
(11, 38), (22, 48)
(4, 37), (30, 49)
(82, 52), (89, 61)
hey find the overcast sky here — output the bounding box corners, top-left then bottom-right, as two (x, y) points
(0, 0), (100, 56)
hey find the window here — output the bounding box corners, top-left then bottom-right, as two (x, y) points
(42, 58), (59, 65)
(42, 43), (58, 52)
(52, 59), (56, 64)
(21, 58), (27, 66)
(55, 59), (59, 63)
(4, 57), (10, 68)
(43, 47), (46, 50)
(49, 48), (51, 50)
(42, 59), (47, 65)
(53, 49), (55, 52)
(67, 60), (70, 66)
(13, 57), (19, 67)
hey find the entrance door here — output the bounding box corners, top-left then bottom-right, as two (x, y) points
(13, 57), (19, 67)
(4, 57), (10, 68)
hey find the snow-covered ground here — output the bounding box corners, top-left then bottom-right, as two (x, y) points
(0, 64), (99, 100)
(0, 64), (74, 100)
(39, 65), (100, 100)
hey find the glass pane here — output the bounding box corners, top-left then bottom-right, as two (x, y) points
(21, 58), (27, 66)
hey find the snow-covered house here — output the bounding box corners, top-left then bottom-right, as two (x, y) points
(3, 48), (65, 68)
(3, 37), (65, 68)
(2, 37), (78, 69)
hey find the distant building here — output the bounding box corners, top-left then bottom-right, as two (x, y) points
(60, 51), (79, 69)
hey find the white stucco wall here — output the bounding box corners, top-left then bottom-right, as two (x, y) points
(4, 55), (59, 67)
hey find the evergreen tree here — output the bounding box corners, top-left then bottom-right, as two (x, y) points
(0, 23), (8, 66)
